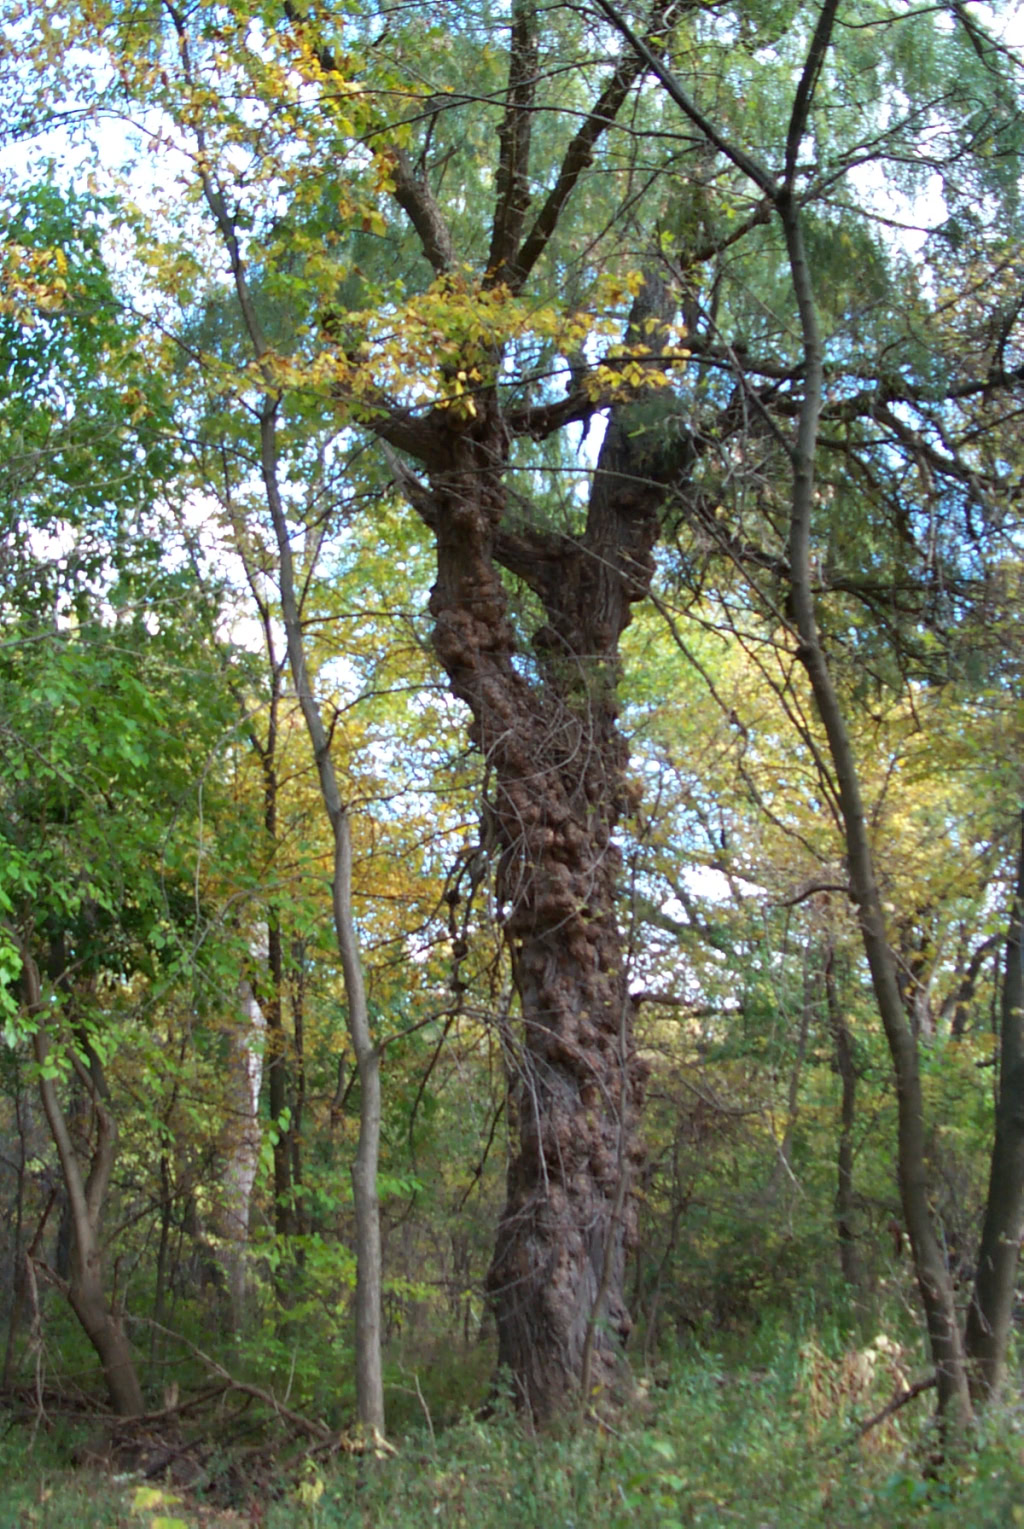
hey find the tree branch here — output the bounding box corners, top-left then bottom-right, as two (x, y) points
(390, 148), (455, 274)
(590, 0), (777, 196)
(784, 0), (841, 187)
(487, 0), (539, 282)
(512, 46), (645, 288)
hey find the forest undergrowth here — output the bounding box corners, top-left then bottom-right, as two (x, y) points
(3, 1323), (1024, 1529)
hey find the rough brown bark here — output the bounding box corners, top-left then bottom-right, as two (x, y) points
(431, 444), (640, 1419)
(965, 813), (1024, 1402)
(384, 272), (682, 1421)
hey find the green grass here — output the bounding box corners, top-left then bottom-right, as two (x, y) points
(0, 1426), (135, 1529)
(269, 1360), (1024, 1529)
(3, 1338), (1024, 1529)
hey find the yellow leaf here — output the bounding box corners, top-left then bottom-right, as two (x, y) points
(131, 1487), (179, 1511)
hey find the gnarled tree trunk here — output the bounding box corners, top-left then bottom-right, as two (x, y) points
(273, 0), (683, 1425)
(391, 277), (681, 1421)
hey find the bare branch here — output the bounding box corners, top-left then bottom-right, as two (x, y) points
(512, 47), (644, 288)
(506, 387), (602, 440)
(767, 879), (850, 909)
(843, 1373), (937, 1450)
(487, 0), (539, 282)
(590, 0), (777, 196)
(784, 0), (841, 187)
(391, 147), (455, 274)
(132, 1318), (334, 1441)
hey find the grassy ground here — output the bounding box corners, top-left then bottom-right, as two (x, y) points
(2, 1336), (1023, 1529)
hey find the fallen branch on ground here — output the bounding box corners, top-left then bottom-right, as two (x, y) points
(130, 1317), (333, 1442)
(835, 1373), (938, 1452)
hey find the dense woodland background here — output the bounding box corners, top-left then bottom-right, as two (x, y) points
(2, 0), (1024, 1521)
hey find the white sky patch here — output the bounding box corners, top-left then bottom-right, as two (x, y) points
(26, 518), (78, 566)
(846, 161), (944, 260)
(843, 5), (1023, 258)
(663, 865), (763, 915)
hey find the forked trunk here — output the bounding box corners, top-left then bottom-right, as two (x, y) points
(410, 289), (678, 1417)
(428, 445), (641, 1418)
(65, 1240), (145, 1418)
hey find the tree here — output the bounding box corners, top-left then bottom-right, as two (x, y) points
(965, 815), (1024, 1401)
(5, 0), (1023, 1427)
(598, 0), (1022, 1424)
(40, 0), (697, 1420)
(0, 183), (258, 1411)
